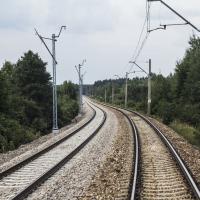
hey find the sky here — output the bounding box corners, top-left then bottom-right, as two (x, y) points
(0, 0), (200, 84)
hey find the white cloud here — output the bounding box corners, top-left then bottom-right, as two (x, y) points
(0, 0), (200, 84)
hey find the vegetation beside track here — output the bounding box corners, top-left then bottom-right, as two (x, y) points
(0, 50), (78, 152)
(170, 121), (200, 147)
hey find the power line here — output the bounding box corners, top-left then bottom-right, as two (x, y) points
(131, 3), (150, 62)
(119, 1), (151, 77)
(131, 15), (147, 62)
(127, 1), (151, 72)
(133, 32), (150, 63)
(119, 15), (148, 76)
(129, 31), (150, 72)
(133, 1), (151, 61)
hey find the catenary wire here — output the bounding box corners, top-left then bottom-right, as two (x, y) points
(128, 1), (151, 73)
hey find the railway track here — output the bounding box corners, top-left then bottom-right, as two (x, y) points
(93, 100), (200, 199)
(125, 109), (200, 200)
(1, 97), (200, 200)
(0, 101), (107, 200)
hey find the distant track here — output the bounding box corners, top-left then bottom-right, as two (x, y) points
(0, 101), (107, 200)
(92, 99), (200, 200)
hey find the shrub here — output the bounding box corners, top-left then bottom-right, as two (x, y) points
(170, 120), (200, 148)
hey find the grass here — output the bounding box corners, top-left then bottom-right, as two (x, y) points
(170, 121), (200, 148)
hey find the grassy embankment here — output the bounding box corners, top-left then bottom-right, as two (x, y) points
(170, 121), (200, 148)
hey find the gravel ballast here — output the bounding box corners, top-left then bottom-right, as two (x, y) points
(148, 117), (200, 189)
(0, 102), (93, 172)
(79, 107), (134, 200)
(0, 102), (104, 200)
(130, 114), (193, 199)
(26, 102), (121, 199)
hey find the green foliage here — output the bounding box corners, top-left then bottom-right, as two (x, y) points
(156, 101), (174, 125)
(58, 97), (79, 127)
(170, 121), (200, 147)
(57, 81), (79, 127)
(0, 114), (36, 152)
(0, 51), (78, 152)
(59, 81), (78, 100)
(0, 71), (8, 112)
(174, 35), (200, 126)
(14, 51), (52, 132)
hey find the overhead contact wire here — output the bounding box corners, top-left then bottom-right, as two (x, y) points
(128, 1), (151, 73)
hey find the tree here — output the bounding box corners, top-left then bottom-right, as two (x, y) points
(174, 35), (200, 125)
(0, 51), (79, 152)
(14, 51), (52, 132)
(57, 81), (79, 126)
(0, 71), (8, 112)
(15, 51), (52, 103)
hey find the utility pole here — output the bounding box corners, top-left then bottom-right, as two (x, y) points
(79, 64), (82, 113)
(125, 71), (135, 108)
(114, 75), (121, 104)
(52, 33), (58, 133)
(35, 26), (66, 134)
(75, 60), (86, 114)
(115, 73), (131, 108)
(125, 72), (128, 108)
(147, 59), (151, 115)
(76, 64), (82, 114)
(129, 60), (151, 115)
(81, 71), (86, 98)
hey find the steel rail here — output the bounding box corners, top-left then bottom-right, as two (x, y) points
(125, 108), (200, 199)
(11, 102), (107, 200)
(89, 99), (140, 200)
(0, 103), (96, 180)
(91, 98), (200, 199)
(129, 119), (140, 200)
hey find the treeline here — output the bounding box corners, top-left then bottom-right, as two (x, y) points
(0, 50), (78, 152)
(91, 35), (200, 146)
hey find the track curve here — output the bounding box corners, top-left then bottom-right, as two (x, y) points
(0, 101), (107, 200)
(91, 99), (200, 200)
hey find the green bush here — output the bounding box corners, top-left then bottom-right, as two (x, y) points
(0, 114), (37, 152)
(58, 96), (79, 127)
(170, 121), (200, 147)
(0, 134), (8, 152)
(8, 141), (15, 151)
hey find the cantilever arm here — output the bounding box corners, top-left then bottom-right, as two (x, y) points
(129, 61), (148, 75)
(147, 0), (200, 32)
(56, 26), (66, 38)
(34, 28), (58, 64)
(148, 26), (166, 33)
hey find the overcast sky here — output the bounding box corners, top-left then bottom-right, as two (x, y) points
(0, 0), (200, 84)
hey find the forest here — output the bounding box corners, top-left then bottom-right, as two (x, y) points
(91, 35), (200, 147)
(0, 50), (78, 152)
